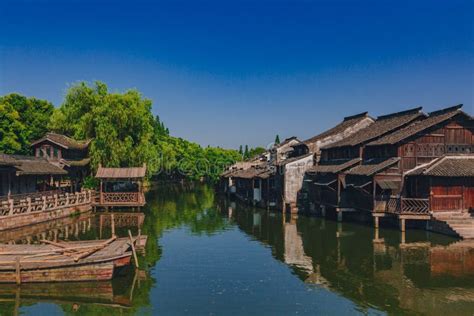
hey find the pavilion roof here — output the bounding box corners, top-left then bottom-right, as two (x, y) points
(96, 165), (146, 179)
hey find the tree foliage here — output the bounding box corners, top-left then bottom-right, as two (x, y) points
(274, 134), (280, 145)
(47, 81), (240, 181)
(49, 82), (158, 176)
(0, 93), (53, 154)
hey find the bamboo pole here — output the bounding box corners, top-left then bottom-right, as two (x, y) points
(128, 230), (139, 268)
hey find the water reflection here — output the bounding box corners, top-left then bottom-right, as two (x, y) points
(223, 198), (474, 315)
(0, 184), (473, 315)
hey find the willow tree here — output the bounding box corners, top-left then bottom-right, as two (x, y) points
(49, 81), (158, 175)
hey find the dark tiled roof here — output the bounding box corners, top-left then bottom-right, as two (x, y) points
(31, 133), (90, 150)
(307, 158), (361, 174)
(368, 105), (470, 146)
(277, 137), (300, 147)
(345, 157), (400, 176)
(96, 165), (146, 179)
(323, 107), (424, 149)
(0, 154), (18, 166)
(220, 161), (267, 178)
(406, 155), (474, 177)
(231, 166), (271, 179)
(9, 155), (67, 175)
(303, 112), (372, 146)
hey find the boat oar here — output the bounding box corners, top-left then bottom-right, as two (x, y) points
(128, 230), (139, 268)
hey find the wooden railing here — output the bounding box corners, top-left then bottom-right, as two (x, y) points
(0, 190), (94, 218)
(378, 195), (430, 215)
(99, 192), (145, 206)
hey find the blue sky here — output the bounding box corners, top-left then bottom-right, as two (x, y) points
(1, 0), (472, 148)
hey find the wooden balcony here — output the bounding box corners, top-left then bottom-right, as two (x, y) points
(98, 192), (145, 207)
(376, 195), (430, 218)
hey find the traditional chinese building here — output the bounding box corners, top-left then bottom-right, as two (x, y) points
(343, 105), (473, 232)
(0, 153), (67, 196)
(31, 132), (91, 191)
(307, 107), (425, 218)
(403, 155), (474, 238)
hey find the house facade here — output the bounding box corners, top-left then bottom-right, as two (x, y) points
(31, 132), (91, 191)
(0, 154), (67, 197)
(307, 107), (425, 217)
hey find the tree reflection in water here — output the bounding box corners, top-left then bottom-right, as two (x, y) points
(0, 184), (473, 315)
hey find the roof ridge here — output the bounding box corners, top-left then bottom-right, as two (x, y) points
(428, 104), (463, 116)
(343, 112), (369, 121)
(376, 107), (422, 120)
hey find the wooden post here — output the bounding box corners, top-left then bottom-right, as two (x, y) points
(27, 197), (31, 213)
(42, 196), (47, 210)
(128, 230), (139, 268)
(111, 213), (116, 237)
(15, 257), (21, 285)
(374, 215), (379, 229)
(100, 180), (103, 205)
(54, 194), (58, 208)
(8, 198), (14, 216)
(400, 218), (406, 232)
(337, 210), (343, 222)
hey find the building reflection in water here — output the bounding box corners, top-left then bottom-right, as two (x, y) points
(224, 198), (474, 315)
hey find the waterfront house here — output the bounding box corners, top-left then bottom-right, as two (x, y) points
(403, 155), (474, 238)
(0, 153), (67, 196)
(307, 107), (425, 217)
(297, 112), (375, 212)
(263, 114), (375, 212)
(303, 112), (374, 162)
(219, 158), (267, 196)
(31, 132), (91, 191)
(343, 104), (473, 217)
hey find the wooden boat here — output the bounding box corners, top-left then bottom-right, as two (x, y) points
(0, 236), (145, 283)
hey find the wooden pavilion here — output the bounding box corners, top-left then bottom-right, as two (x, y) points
(95, 164), (146, 208)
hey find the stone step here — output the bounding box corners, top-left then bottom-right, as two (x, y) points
(447, 221), (474, 225)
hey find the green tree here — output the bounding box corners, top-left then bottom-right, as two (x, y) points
(248, 146), (266, 158)
(46, 81), (242, 182)
(0, 93), (53, 154)
(49, 81), (158, 176)
(275, 134), (280, 145)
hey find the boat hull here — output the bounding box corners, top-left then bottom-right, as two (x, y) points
(0, 261), (118, 283)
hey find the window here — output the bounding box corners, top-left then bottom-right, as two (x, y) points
(53, 147), (59, 158)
